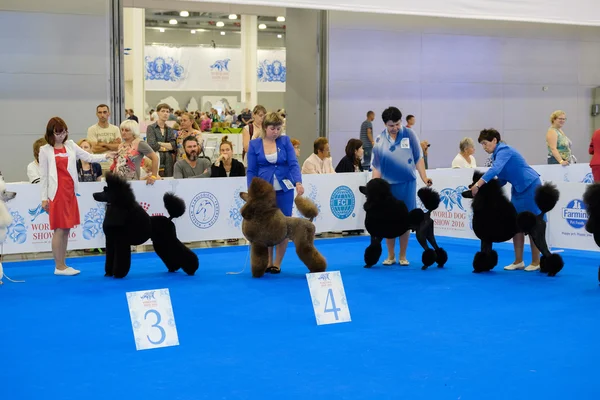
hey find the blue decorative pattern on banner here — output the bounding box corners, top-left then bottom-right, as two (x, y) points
(145, 56), (185, 82)
(7, 211), (27, 244)
(82, 206), (105, 240)
(228, 187), (245, 228)
(257, 60), (286, 82)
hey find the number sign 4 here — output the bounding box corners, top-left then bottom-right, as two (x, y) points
(306, 271), (351, 325)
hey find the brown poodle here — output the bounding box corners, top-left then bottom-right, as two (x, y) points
(240, 177), (327, 278)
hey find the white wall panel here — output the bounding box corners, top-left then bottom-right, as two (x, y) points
(0, 1), (111, 182)
(420, 83), (504, 132)
(328, 11), (600, 171)
(420, 34), (503, 83)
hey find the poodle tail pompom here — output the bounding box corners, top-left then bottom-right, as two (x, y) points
(295, 196), (319, 220)
(516, 211), (537, 233)
(163, 192), (186, 219)
(583, 183), (600, 217)
(408, 208), (425, 228)
(535, 182), (560, 214)
(417, 187), (441, 211)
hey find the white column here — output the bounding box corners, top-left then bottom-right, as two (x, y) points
(124, 7), (146, 118)
(240, 15), (257, 108)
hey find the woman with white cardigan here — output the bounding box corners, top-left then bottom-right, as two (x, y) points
(451, 137), (477, 169)
(39, 117), (114, 276)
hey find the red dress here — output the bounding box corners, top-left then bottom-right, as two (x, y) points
(49, 147), (80, 230)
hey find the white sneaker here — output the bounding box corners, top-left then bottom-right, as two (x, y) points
(504, 262), (525, 271)
(524, 264), (541, 272)
(54, 267), (81, 276)
(382, 258), (396, 265)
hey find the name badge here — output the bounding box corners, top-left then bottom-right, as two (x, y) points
(282, 179), (295, 190)
(401, 138), (410, 149)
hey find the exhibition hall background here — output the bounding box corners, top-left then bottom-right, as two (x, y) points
(0, 0), (599, 181)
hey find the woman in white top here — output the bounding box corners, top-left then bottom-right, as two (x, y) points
(451, 137), (477, 168)
(39, 117), (115, 276)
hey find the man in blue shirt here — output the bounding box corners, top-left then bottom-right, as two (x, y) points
(372, 106), (432, 266)
(470, 128), (543, 272)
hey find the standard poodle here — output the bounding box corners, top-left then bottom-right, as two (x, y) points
(462, 170), (563, 276)
(239, 177), (326, 278)
(582, 183), (600, 282)
(93, 173), (198, 278)
(359, 178), (409, 268)
(408, 187), (448, 270)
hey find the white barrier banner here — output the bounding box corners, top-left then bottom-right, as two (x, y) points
(2, 165), (597, 255)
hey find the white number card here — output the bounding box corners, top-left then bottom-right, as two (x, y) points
(126, 288), (180, 351)
(306, 271), (351, 325)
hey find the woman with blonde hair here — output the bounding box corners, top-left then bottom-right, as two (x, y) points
(211, 136), (245, 178)
(246, 112), (303, 273)
(242, 105), (267, 162)
(176, 112), (202, 160)
(110, 120), (160, 184)
(546, 110), (572, 165)
(451, 137), (477, 168)
(76, 139), (103, 182)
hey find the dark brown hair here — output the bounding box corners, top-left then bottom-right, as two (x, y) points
(96, 104), (110, 112)
(156, 103), (170, 112)
(345, 138), (363, 165)
(44, 117), (69, 147)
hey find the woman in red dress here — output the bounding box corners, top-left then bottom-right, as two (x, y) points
(589, 128), (600, 182)
(39, 117), (114, 276)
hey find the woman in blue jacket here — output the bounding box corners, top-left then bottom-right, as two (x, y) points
(470, 128), (542, 272)
(247, 112), (304, 273)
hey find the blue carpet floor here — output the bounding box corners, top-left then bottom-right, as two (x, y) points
(1, 236), (600, 400)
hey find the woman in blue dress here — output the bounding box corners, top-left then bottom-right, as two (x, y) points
(247, 112), (304, 273)
(470, 129), (542, 271)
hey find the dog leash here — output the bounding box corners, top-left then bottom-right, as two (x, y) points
(226, 241), (250, 275)
(0, 243), (25, 283)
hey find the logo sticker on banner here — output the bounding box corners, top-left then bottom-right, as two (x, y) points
(582, 173), (594, 184)
(330, 186), (355, 220)
(210, 58), (230, 81)
(28, 204), (46, 222)
(145, 56), (185, 82)
(189, 192), (220, 229)
(439, 187), (468, 211)
(126, 288), (179, 351)
(306, 271), (351, 326)
(563, 199), (587, 229)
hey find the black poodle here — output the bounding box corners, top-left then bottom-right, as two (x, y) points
(359, 178), (409, 268)
(408, 187), (448, 270)
(93, 173), (199, 278)
(462, 170), (563, 276)
(582, 183), (600, 282)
